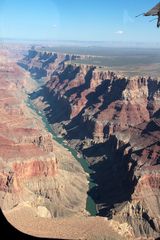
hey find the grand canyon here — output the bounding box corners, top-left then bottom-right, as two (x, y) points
(0, 42), (159, 240)
(1, 0), (160, 239)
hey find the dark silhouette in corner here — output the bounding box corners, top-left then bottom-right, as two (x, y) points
(0, 209), (73, 240)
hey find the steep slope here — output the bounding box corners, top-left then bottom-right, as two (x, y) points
(20, 49), (160, 238)
(0, 49), (88, 219)
(18, 49), (80, 80)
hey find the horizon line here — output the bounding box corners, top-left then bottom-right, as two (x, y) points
(1, 38), (160, 48)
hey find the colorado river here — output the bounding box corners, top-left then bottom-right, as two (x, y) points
(27, 95), (97, 216)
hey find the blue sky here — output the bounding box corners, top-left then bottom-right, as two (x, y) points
(0, 0), (160, 43)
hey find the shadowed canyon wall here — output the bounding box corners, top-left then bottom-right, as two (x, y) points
(20, 49), (160, 238)
(0, 49), (88, 219)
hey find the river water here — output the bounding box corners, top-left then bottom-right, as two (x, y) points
(27, 95), (97, 216)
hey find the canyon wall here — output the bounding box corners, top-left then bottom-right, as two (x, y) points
(20, 49), (160, 238)
(0, 49), (88, 219)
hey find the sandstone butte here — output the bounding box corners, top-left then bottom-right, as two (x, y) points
(0, 46), (159, 240)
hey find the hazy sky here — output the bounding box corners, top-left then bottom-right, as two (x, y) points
(0, 0), (160, 43)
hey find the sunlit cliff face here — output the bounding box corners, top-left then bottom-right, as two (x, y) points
(19, 49), (160, 238)
(0, 49), (88, 219)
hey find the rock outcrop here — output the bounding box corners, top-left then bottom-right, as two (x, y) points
(0, 48), (88, 219)
(20, 49), (160, 238)
(18, 49), (80, 80)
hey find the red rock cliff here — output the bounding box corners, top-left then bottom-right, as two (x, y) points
(20, 49), (160, 237)
(0, 49), (88, 218)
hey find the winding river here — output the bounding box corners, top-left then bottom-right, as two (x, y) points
(27, 92), (97, 216)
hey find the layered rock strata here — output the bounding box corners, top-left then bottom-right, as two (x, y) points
(0, 49), (88, 219)
(20, 49), (160, 238)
